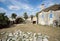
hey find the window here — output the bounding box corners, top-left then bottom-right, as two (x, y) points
(49, 14), (53, 18)
(42, 14), (44, 18)
(49, 10), (53, 18)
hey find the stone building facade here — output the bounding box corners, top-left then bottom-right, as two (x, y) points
(38, 4), (60, 25)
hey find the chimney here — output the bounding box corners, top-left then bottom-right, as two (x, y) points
(40, 4), (45, 10)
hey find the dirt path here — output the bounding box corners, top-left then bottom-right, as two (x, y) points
(0, 24), (60, 41)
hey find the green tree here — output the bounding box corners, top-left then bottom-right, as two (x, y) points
(23, 12), (28, 20)
(15, 17), (24, 24)
(11, 13), (17, 19)
(30, 15), (33, 21)
(36, 13), (38, 24)
(0, 13), (10, 28)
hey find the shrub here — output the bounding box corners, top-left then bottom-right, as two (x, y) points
(0, 13), (10, 29)
(15, 17), (25, 24)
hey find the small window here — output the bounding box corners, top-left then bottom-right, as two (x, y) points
(49, 10), (53, 18)
(42, 14), (44, 18)
(49, 14), (53, 18)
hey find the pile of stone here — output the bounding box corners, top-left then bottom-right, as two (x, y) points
(0, 30), (49, 41)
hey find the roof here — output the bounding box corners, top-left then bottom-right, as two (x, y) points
(38, 4), (60, 13)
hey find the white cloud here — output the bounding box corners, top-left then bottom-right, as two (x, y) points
(22, 4), (33, 11)
(0, 0), (40, 16)
(7, 0), (33, 11)
(8, 4), (33, 11)
(0, 7), (7, 13)
(23, 5), (30, 9)
(8, 5), (20, 10)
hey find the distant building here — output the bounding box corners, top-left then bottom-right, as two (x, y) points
(38, 4), (60, 25)
(9, 18), (16, 21)
(27, 16), (37, 24)
(9, 18), (16, 25)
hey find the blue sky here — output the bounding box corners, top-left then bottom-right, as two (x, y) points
(0, 0), (60, 17)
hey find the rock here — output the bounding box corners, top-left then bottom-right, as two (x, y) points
(22, 38), (26, 41)
(19, 31), (22, 36)
(1, 32), (6, 35)
(7, 39), (10, 41)
(43, 38), (48, 41)
(27, 32), (31, 35)
(8, 33), (13, 37)
(29, 38), (33, 41)
(37, 36), (43, 41)
(14, 34), (18, 38)
(7, 37), (12, 41)
(2, 38), (6, 41)
(37, 33), (41, 36)
(26, 39), (29, 41)
(0, 30), (49, 41)
(12, 38), (16, 40)
(33, 37), (37, 41)
(34, 33), (36, 36)
(5, 32), (9, 36)
(44, 35), (50, 38)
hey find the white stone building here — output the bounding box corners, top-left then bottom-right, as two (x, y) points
(38, 4), (60, 25)
(27, 16), (37, 24)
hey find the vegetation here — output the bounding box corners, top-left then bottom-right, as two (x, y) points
(0, 12), (26, 29)
(11, 13), (17, 19)
(0, 13), (10, 29)
(30, 15), (33, 21)
(23, 12), (28, 20)
(15, 17), (25, 24)
(36, 13), (38, 24)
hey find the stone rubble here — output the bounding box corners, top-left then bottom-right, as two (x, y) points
(0, 30), (49, 41)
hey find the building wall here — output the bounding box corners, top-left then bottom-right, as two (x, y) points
(38, 11), (48, 25)
(27, 17), (31, 21)
(38, 10), (60, 25)
(33, 16), (37, 21)
(27, 16), (37, 24)
(27, 17), (37, 21)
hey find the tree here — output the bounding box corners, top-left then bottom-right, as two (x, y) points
(0, 13), (10, 28)
(23, 12), (28, 20)
(30, 15), (33, 21)
(36, 13), (38, 24)
(15, 17), (24, 24)
(11, 13), (17, 19)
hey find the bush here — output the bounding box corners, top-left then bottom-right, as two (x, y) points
(0, 13), (10, 29)
(15, 17), (25, 24)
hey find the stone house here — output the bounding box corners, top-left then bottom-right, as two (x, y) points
(38, 4), (60, 25)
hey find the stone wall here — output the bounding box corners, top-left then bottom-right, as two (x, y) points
(38, 10), (60, 25)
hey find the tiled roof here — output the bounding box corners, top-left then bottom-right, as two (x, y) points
(38, 4), (60, 13)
